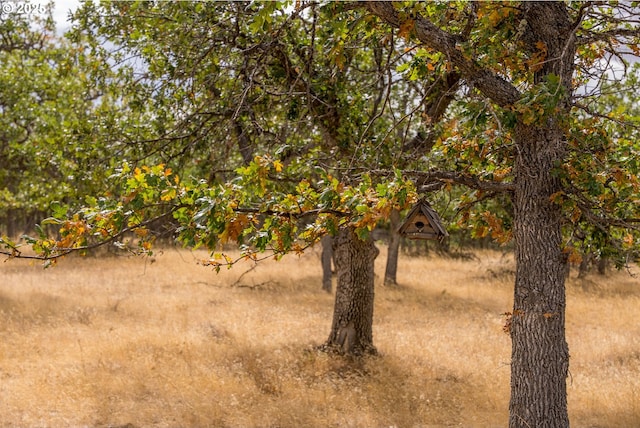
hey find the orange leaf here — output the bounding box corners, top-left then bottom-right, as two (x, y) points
(570, 207), (581, 223)
(398, 19), (415, 39)
(488, 9), (503, 27)
(566, 248), (582, 264)
(134, 228), (148, 238)
(623, 233), (634, 249)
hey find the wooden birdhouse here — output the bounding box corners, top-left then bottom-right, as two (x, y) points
(398, 199), (448, 241)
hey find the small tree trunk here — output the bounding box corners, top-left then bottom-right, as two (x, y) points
(597, 256), (607, 275)
(234, 119), (253, 166)
(384, 208), (401, 286)
(578, 251), (593, 279)
(324, 227), (379, 355)
(321, 235), (334, 293)
(6, 209), (17, 238)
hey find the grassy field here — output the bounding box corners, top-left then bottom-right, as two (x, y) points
(0, 245), (638, 427)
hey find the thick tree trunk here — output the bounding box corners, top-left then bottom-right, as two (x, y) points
(320, 235), (334, 293)
(384, 208), (401, 286)
(324, 227), (379, 355)
(508, 5), (576, 427)
(364, 3), (576, 425)
(509, 124), (570, 428)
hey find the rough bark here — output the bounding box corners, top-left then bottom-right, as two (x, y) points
(510, 123), (570, 428)
(384, 208), (401, 286)
(324, 227), (379, 355)
(320, 235), (334, 293)
(365, 2), (577, 426)
(508, 6), (576, 425)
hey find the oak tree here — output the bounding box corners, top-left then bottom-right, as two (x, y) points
(2, 2), (639, 427)
(363, 2), (640, 427)
(63, 0), (429, 354)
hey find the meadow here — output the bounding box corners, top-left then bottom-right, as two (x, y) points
(0, 245), (638, 427)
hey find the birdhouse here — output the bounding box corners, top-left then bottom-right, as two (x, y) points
(398, 199), (448, 241)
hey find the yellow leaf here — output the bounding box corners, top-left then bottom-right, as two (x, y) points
(161, 187), (176, 202)
(494, 167), (512, 181)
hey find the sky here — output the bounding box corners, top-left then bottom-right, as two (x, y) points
(41, 0), (637, 98)
(49, 0), (81, 32)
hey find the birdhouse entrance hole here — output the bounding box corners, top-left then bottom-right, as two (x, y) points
(397, 199), (448, 241)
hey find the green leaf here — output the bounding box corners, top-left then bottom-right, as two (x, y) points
(50, 201), (68, 219)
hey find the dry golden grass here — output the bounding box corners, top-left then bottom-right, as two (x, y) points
(0, 246), (638, 427)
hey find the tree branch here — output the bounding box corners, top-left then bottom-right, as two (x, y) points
(365, 1), (521, 107)
(415, 170), (515, 193)
(369, 169), (515, 193)
(234, 207), (349, 219)
(0, 210), (176, 261)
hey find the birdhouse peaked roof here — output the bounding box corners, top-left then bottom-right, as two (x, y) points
(397, 200), (448, 241)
